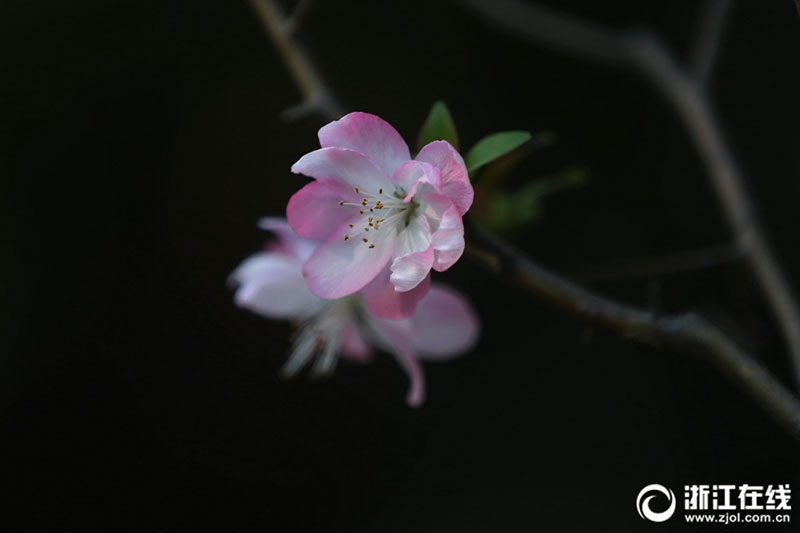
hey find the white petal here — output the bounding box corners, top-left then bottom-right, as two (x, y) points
(291, 147), (393, 192)
(231, 253), (322, 319)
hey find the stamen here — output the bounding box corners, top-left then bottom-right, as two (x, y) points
(359, 210), (364, 214)
(354, 187), (359, 193)
(378, 188), (383, 194)
(362, 238), (368, 243)
(348, 223), (354, 228)
(368, 244), (375, 249)
(344, 235), (349, 241)
(338, 200), (344, 206)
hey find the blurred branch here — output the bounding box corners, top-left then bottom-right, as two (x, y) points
(689, 0), (732, 84)
(247, 0), (344, 121)
(284, 0), (313, 35)
(567, 244), (742, 283)
(456, 0), (800, 389)
(466, 221), (800, 443)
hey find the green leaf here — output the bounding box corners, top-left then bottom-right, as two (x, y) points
(416, 100), (459, 152)
(465, 130), (533, 173)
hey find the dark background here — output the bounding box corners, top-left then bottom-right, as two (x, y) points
(3, 0), (800, 531)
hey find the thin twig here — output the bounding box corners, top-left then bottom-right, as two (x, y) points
(247, 0), (344, 121)
(689, 0), (732, 84)
(567, 244), (742, 283)
(466, 221), (800, 442)
(456, 0), (800, 388)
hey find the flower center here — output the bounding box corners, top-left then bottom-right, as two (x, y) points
(337, 185), (418, 247)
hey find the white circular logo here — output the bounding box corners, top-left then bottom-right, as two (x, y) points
(636, 484), (676, 522)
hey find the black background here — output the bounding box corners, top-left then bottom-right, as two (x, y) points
(3, 0), (800, 531)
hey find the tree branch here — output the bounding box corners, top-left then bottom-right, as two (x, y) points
(466, 221), (800, 442)
(566, 244), (742, 283)
(456, 0), (800, 389)
(689, 0), (732, 85)
(247, 0), (344, 121)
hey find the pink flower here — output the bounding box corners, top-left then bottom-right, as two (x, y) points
(230, 218), (480, 406)
(287, 112), (473, 319)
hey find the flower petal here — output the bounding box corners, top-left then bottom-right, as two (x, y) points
(409, 284), (480, 360)
(394, 342), (425, 407)
(415, 141), (473, 215)
(362, 264), (431, 320)
(231, 253), (322, 319)
(389, 215), (433, 292)
(302, 219), (396, 299)
(390, 245), (434, 293)
(318, 112), (410, 177)
(394, 212), (432, 256)
(371, 321), (426, 407)
(258, 217), (318, 261)
(286, 179), (360, 241)
(340, 323), (373, 362)
(391, 160), (442, 197)
(420, 193), (465, 272)
(291, 147), (394, 192)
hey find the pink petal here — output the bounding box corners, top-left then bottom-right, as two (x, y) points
(340, 323), (373, 362)
(231, 253), (322, 319)
(395, 344), (425, 407)
(258, 217), (318, 261)
(372, 321), (426, 407)
(362, 264), (431, 320)
(302, 218), (396, 299)
(391, 160), (442, 197)
(318, 112), (411, 177)
(419, 193), (465, 272)
(291, 147), (393, 192)
(409, 284), (480, 360)
(415, 141), (473, 215)
(286, 179), (360, 241)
